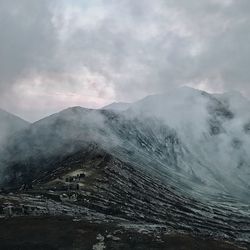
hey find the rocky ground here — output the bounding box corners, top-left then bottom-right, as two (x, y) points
(0, 147), (249, 249)
(0, 216), (246, 250)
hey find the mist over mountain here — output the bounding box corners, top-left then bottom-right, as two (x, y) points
(102, 102), (131, 112)
(1, 87), (250, 201)
(0, 109), (29, 146)
(0, 87), (250, 248)
(2, 1), (250, 248)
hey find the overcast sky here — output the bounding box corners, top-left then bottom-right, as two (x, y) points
(0, 0), (250, 121)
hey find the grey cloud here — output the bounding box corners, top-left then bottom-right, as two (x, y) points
(57, 0), (250, 98)
(0, 0), (56, 90)
(1, 0), (250, 120)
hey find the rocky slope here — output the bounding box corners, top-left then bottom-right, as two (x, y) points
(1, 145), (249, 248)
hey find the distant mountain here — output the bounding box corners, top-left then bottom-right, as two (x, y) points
(0, 109), (29, 145)
(102, 102), (131, 111)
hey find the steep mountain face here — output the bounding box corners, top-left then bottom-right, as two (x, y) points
(123, 88), (250, 203)
(0, 87), (250, 248)
(0, 109), (29, 146)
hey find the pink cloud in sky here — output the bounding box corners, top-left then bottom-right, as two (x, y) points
(0, 68), (116, 122)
